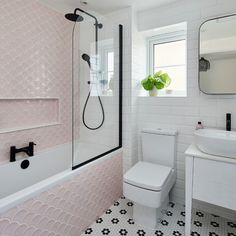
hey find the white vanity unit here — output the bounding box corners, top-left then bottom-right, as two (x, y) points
(185, 129), (236, 236)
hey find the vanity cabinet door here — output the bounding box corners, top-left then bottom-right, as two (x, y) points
(193, 158), (236, 210)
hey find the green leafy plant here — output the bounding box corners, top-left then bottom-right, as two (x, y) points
(141, 71), (171, 91)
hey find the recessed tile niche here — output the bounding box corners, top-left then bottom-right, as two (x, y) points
(0, 98), (60, 133)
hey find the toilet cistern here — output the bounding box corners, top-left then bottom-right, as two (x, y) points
(123, 128), (177, 229)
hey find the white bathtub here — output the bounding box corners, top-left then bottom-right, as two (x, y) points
(0, 143), (72, 200)
(0, 147), (122, 214)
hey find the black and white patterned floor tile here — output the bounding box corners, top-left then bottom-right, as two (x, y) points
(81, 197), (236, 236)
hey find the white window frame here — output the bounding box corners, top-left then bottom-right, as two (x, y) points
(101, 47), (114, 83)
(147, 30), (187, 97)
(99, 46), (114, 96)
(90, 39), (114, 96)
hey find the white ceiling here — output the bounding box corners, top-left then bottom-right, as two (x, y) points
(39, 0), (178, 14)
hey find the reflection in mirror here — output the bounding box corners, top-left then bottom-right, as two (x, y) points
(97, 39), (114, 96)
(199, 14), (236, 94)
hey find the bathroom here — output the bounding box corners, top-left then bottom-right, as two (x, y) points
(0, 0), (236, 235)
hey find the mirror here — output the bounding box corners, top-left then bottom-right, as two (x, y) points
(199, 14), (236, 94)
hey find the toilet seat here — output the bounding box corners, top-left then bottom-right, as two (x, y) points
(124, 161), (172, 191)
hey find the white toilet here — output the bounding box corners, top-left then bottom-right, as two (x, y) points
(123, 128), (177, 229)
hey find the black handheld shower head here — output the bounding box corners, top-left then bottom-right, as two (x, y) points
(82, 53), (91, 68)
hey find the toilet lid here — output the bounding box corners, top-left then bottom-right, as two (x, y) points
(124, 162), (172, 191)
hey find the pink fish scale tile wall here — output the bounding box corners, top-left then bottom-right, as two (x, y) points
(0, 0), (74, 164)
(0, 153), (123, 236)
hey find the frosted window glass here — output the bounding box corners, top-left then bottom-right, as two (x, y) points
(153, 39), (186, 93)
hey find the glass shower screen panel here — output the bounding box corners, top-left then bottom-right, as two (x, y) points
(72, 16), (122, 168)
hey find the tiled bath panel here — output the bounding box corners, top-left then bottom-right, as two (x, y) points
(82, 197), (236, 236)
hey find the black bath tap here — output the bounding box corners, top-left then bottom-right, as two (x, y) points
(10, 142), (36, 162)
(226, 113), (231, 131)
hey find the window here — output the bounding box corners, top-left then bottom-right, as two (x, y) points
(90, 39), (114, 96)
(103, 50), (114, 95)
(148, 31), (187, 96)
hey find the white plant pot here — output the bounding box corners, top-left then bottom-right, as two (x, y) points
(149, 87), (158, 96)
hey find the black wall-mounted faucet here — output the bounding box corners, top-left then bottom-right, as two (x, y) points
(10, 142), (36, 162)
(226, 113), (231, 131)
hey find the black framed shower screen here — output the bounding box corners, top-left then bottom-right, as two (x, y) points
(72, 24), (123, 170)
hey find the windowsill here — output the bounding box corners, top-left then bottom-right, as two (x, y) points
(90, 90), (113, 97)
(138, 90), (187, 97)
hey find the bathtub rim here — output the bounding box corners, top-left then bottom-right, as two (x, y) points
(0, 148), (122, 214)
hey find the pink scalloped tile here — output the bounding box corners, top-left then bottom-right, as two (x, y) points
(0, 0), (74, 164)
(0, 218), (10, 232)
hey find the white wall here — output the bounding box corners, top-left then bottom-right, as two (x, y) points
(130, 11), (147, 165)
(131, 0), (236, 218)
(106, 8), (133, 173)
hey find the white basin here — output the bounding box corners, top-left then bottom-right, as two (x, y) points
(195, 128), (236, 158)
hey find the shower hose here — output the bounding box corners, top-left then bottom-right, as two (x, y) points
(82, 87), (105, 130)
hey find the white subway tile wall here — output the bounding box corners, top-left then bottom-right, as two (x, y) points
(104, 8), (133, 173)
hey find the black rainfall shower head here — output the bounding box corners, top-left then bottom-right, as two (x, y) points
(65, 12), (84, 22)
(82, 53), (91, 68)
